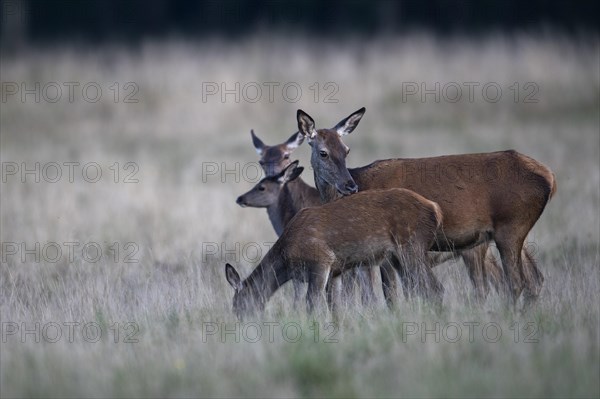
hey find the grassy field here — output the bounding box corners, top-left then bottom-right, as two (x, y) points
(1, 33), (599, 398)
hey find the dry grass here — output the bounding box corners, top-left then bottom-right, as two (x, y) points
(1, 33), (599, 398)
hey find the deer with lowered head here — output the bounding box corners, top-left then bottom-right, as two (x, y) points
(246, 130), (382, 306)
(226, 186), (444, 318)
(296, 107), (555, 311)
(237, 160), (420, 309)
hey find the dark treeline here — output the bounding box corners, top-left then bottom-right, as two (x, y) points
(1, 0), (599, 44)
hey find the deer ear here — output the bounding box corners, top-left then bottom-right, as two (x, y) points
(250, 129), (266, 155)
(225, 263), (243, 291)
(277, 160), (302, 184)
(287, 166), (304, 183)
(333, 107), (366, 136)
(284, 131), (304, 151)
(297, 110), (317, 140)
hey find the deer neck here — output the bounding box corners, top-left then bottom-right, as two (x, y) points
(241, 250), (290, 311)
(266, 204), (286, 236)
(267, 178), (316, 236)
(314, 171), (343, 204)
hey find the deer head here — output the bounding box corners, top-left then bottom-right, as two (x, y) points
(225, 263), (257, 320)
(236, 161), (304, 208)
(296, 107), (366, 198)
(251, 129), (304, 176)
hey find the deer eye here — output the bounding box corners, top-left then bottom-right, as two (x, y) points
(258, 186), (265, 191)
(319, 150), (328, 158)
(283, 154), (290, 159)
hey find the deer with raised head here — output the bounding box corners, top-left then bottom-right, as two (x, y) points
(226, 187), (444, 318)
(247, 130), (320, 235)
(248, 130), (380, 306)
(296, 107), (555, 310)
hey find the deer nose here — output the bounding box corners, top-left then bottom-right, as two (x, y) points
(345, 180), (358, 194)
(236, 196), (246, 206)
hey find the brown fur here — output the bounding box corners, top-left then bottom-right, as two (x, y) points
(297, 108), (557, 308)
(226, 188), (444, 318)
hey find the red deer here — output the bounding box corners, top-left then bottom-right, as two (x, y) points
(248, 130), (380, 306)
(247, 130), (320, 235)
(226, 187), (444, 318)
(296, 107), (555, 310)
(247, 128), (503, 305)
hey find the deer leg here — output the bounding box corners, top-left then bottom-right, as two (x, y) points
(494, 229), (527, 311)
(483, 248), (504, 294)
(521, 247), (544, 313)
(460, 244), (491, 305)
(357, 265), (377, 307)
(409, 243), (444, 308)
(380, 257), (400, 309)
(306, 265), (331, 315)
(416, 253), (444, 310)
(292, 280), (304, 311)
(325, 274), (343, 314)
(394, 255), (414, 300)
(392, 248), (443, 306)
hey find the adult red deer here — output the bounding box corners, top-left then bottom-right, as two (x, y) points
(226, 187), (444, 318)
(296, 107), (556, 310)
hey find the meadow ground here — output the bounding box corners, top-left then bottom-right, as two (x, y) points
(1, 33), (599, 398)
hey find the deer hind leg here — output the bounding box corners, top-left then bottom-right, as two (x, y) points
(394, 254), (415, 300)
(494, 228), (528, 311)
(419, 259), (444, 311)
(380, 258), (400, 309)
(460, 243), (492, 305)
(292, 280), (305, 311)
(357, 265), (378, 307)
(394, 248), (444, 309)
(325, 275), (343, 314)
(306, 264), (332, 315)
(521, 247), (544, 312)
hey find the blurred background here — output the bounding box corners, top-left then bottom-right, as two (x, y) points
(1, 1), (599, 398)
(2, 0), (600, 46)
